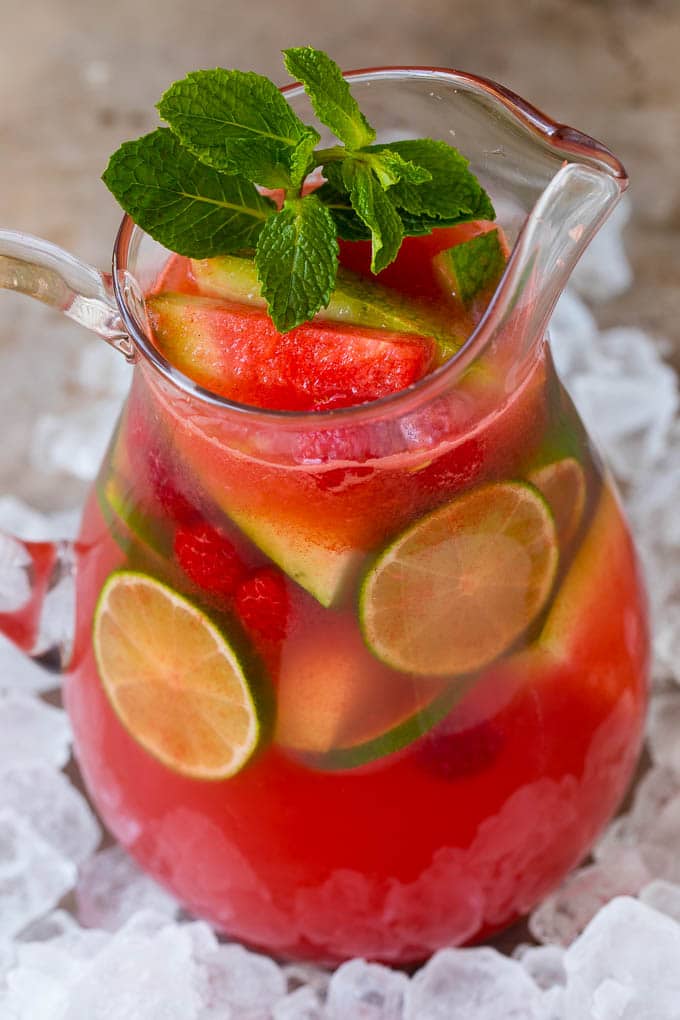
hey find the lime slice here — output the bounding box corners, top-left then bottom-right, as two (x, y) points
(359, 482), (559, 677)
(529, 457), (586, 546)
(93, 571), (262, 780)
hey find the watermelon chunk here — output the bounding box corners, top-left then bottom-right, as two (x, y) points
(338, 222), (498, 302)
(147, 293), (436, 412)
(191, 256), (463, 364)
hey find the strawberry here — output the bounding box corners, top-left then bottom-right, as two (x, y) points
(174, 522), (246, 598)
(235, 567), (289, 642)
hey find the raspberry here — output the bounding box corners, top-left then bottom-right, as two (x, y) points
(125, 394), (198, 525)
(147, 446), (198, 525)
(235, 567), (289, 642)
(418, 719), (504, 780)
(174, 523), (246, 598)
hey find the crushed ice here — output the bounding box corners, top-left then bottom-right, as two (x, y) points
(2, 204), (680, 1016)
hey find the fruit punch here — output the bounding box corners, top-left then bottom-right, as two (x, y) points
(65, 232), (648, 964)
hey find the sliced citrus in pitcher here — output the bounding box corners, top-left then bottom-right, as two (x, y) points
(359, 481), (559, 677)
(93, 571), (263, 780)
(529, 456), (586, 547)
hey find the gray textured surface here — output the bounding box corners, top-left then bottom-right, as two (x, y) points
(0, 0), (678, 508)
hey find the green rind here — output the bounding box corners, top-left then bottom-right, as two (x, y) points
(225, 503), (364, 608)
(191, 254), (463, 363)
(295, 679), (470, 772)
(93, 570), (269, 781)
(96, 474), (173, 560)
(358, 481), (559, 677)
(433, 229), (506, 306)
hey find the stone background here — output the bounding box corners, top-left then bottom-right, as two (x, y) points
(0, 0), (678, 508)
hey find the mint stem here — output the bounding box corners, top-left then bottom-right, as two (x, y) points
(313, 145), (348, 165)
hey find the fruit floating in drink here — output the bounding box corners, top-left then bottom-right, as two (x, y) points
(62, 50), (648, 964)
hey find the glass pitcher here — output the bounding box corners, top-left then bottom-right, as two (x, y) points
(0, 67), (648, 965)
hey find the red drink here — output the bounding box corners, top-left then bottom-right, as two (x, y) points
(65, 230), (648, 965)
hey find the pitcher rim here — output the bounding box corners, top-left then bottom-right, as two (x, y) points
(112, 65), (628, 428)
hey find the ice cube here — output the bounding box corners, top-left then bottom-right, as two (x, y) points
(3, 954), (79, 1020)
(549, 289), (599, 379)
(326, 958), (408, 1019)
(0, 496), (79, 542)
(273, 986), (325, 1020)
(529, 848), (650, 947)
(0, 938), (14, 980)
(0, 806), (76, 939)
(647, 691), (680, 773)
(651, 606), (680, 684)
(628, 766), (680, 836)
(514, 944), (567, 990)
(18, 908), (80, 942)
(569, 365), (677, 480)
(639, 879), (680, 924)
(0, 532), (32, 613)
(564, 896), (680, 1019)
(196, 942), (286, 1020)
(0, 764), (100, 866)
(0, 634), (60, 694)
(0, 692), (71, 770)
(115, 908), (179, 940)
(75, 844), (179, 932)
(31, 400), (120, 481)
(283, 961), (331, 997)
(60, 924), (201, 1020)
(404, 947), (542, 1019)
(536, 986), (565, 1020)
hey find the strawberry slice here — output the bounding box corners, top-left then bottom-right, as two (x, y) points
(147, 293), (435, 412)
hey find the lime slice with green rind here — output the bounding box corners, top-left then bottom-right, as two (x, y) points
(93, 571), (264, 780)
(359, 481), (559, 677)
(529, 457), (586, 547)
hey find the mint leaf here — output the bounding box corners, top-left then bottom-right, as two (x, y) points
(361, 149), (431, 190)
(316, 179), (371, 240)
(376, 139), (495, 221)
(102, 129), (274, 257)
(158, 69), (320, 189)
(255, 194), (339, 331)
(435, 228), (506, 305)
(283, 46), (375, 150)
(289, 132), (320, 189)
(343, 161), (403, 273)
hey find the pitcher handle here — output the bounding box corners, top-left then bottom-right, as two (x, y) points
(0, 229), (134, 671)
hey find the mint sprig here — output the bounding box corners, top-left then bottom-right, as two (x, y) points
(102, 47), (496, 332)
